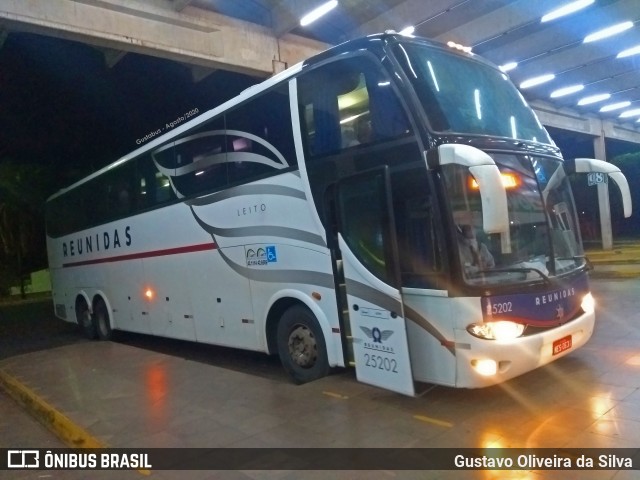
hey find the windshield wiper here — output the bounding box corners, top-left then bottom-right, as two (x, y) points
(554, 255), (592, 271)
(475, 267), (552, 285)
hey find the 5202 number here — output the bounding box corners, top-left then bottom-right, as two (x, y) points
(364, 354), (398, 373)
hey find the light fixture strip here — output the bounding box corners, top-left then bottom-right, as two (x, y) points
(550, 84), (584, 98)
(583, 21), (634, 43)
(499, 62), (518, 73)
(300, 0), (338, 27)
(577, 93), (611, 106)
(520, 74), (555, 89)
(541, 0), (594, 23)
(600, 101), (631, 112)
(619, 108), (640, 118)
(617, 44), (640, 58)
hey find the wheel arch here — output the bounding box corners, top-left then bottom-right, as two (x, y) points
(74, 291), (92, 321)
(264, 289), (341, 367)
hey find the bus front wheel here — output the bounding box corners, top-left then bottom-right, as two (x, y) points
(76, 297), (97, 340)
(277, 305), (330, 384)
(93, 297), (113, 341)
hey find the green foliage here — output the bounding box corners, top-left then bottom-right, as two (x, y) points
(0, 160), (57, 292)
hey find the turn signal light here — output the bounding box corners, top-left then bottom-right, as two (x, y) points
(469, 172), (521, 190)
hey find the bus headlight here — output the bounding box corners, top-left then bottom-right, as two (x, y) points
(467, 321), (525, 341)
(581, 292), (595, 314)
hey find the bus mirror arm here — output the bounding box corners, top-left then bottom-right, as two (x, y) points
(431, 144), (509, 234)
(569, 158), (632, 218)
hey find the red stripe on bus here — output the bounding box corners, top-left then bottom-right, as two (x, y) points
(62, 242), (217, 268)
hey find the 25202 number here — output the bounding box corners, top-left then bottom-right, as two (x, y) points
(364, 353), (398, 373)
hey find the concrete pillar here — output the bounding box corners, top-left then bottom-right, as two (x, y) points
(593, 134), (613, 250)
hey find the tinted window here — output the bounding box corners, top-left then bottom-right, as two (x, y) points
(136, 152), (177, 208)
(298, 56), (411, 158)
(164, 117), (228, 198)
(46, 85), (297, 237)
(225, 84), (295, 184)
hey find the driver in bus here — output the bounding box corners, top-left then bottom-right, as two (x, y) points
(457, 225), (495, 273)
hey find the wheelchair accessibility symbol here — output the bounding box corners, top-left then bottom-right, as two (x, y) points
(266, 246), (277, 263)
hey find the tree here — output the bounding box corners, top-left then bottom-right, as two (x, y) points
(0, 160), (53, 297)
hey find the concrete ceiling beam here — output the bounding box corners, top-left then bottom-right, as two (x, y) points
(0, 0), (327, 77)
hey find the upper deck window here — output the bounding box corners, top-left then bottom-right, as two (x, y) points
(297, 55), (411, 157)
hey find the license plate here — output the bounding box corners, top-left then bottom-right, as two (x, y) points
(552, 335), (572, 355)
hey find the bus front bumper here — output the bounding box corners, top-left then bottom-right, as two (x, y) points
(453, 310), (595, 389)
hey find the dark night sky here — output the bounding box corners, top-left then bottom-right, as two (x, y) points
(0, 32), (256, 189)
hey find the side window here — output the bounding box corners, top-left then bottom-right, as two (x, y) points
(298, 56), (411, 158)
(153, 117), (228, 199)
(104, 160), (137, 219)
(225, 84), (295, 185)
(136, 152), (176, 208)
(392, 169), (442, 288)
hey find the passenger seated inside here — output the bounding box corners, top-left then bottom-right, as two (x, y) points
(457, 225), (495, 273)
(341, 127), (359, 148)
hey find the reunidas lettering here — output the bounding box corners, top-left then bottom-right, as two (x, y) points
(535, 287), (576, 306)
(62, 226), (131, 258)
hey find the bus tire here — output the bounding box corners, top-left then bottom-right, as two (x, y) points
(93, 297), (113, 341)
(277, 305), (330, 384)
(76, 296), (97, 340)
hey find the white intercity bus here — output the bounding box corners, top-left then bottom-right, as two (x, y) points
(46, 33), (632, 396)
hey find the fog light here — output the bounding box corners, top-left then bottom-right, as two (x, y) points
(472, 359), (497, 376)
(581, 292), (595, 314)
(467, 321), (525, 340)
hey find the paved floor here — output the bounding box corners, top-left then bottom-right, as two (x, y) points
(1, 278), (639, 479)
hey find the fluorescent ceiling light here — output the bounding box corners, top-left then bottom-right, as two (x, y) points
(550, 84), (584, 98)
(499, 62), (518, 72)
(619, 108), (640, 118)
(399, 26), (415, 36)
(584, 21), (634, 43)
(600, 101), (631, 112)
(520, 74), (555, 89)
(541, 0), (594, 23)
(300, 0), (338, 26)
(617, 44), (640, 58)
(578, 93), (611, 105)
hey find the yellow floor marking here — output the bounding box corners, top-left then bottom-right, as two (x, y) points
(322, 391), (349, 399)
(413, 414), (453, 428)
(0, 369), (150, 476)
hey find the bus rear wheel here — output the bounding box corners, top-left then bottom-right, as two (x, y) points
(93, 297), (113, 341)
(277, 305), (329, 384)
(76, 297), (97, 339)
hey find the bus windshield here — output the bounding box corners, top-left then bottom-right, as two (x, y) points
(394, 42), (552, 145)
(444, 154), (586, 286)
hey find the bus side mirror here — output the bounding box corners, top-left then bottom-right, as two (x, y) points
(430, 144), (509, 234)
(567, 158), (632, 218)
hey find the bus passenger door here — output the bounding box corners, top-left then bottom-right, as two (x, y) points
(336, 167), (415, 396)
